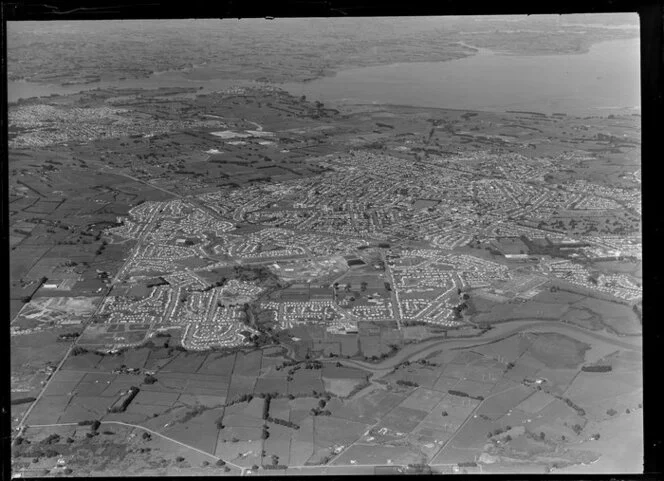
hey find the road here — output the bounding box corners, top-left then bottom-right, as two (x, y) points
(12, 283), (115, 440)
(111, 201), (162, 284)
(21, 421), (464, 475)
(426, 384), (525, 464)
(381, 251), (402, 329)
(14, 195), (167, 440)
(21, 421), (247, 475)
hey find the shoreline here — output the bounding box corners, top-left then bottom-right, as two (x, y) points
(8, 35), (638, 110)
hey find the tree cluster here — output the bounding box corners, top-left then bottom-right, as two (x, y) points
(310, 408), (332, 416)
(448, 389), (484, 401)
(581, 365), (612, 373)
(266, 417), (300, 430)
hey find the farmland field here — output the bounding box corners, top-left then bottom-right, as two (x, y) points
(13, 310), (643, 474)
(9, 17), (643, 474)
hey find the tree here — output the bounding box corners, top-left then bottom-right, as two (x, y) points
(176, 456), (185, 463)
(71, 346), (88, 356)
(216, 459), (226, 467)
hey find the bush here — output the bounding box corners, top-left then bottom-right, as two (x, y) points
(262, 396), (271, 420)
(216, 459), (226, 467)
(143, 375), (158, 385)
(396, 380), (419, 387)
(448, 389), (469, 398)
(41, 434), (60, 445)
(11, 397), (37, 405)
(176, 456), (185, 462)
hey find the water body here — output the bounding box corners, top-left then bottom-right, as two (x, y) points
(8, 72), (252, 103)
(9, 37), (639, 116)
(282, 37), (640, 115)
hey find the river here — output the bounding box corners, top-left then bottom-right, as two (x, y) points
(332, 319), (641, 377)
